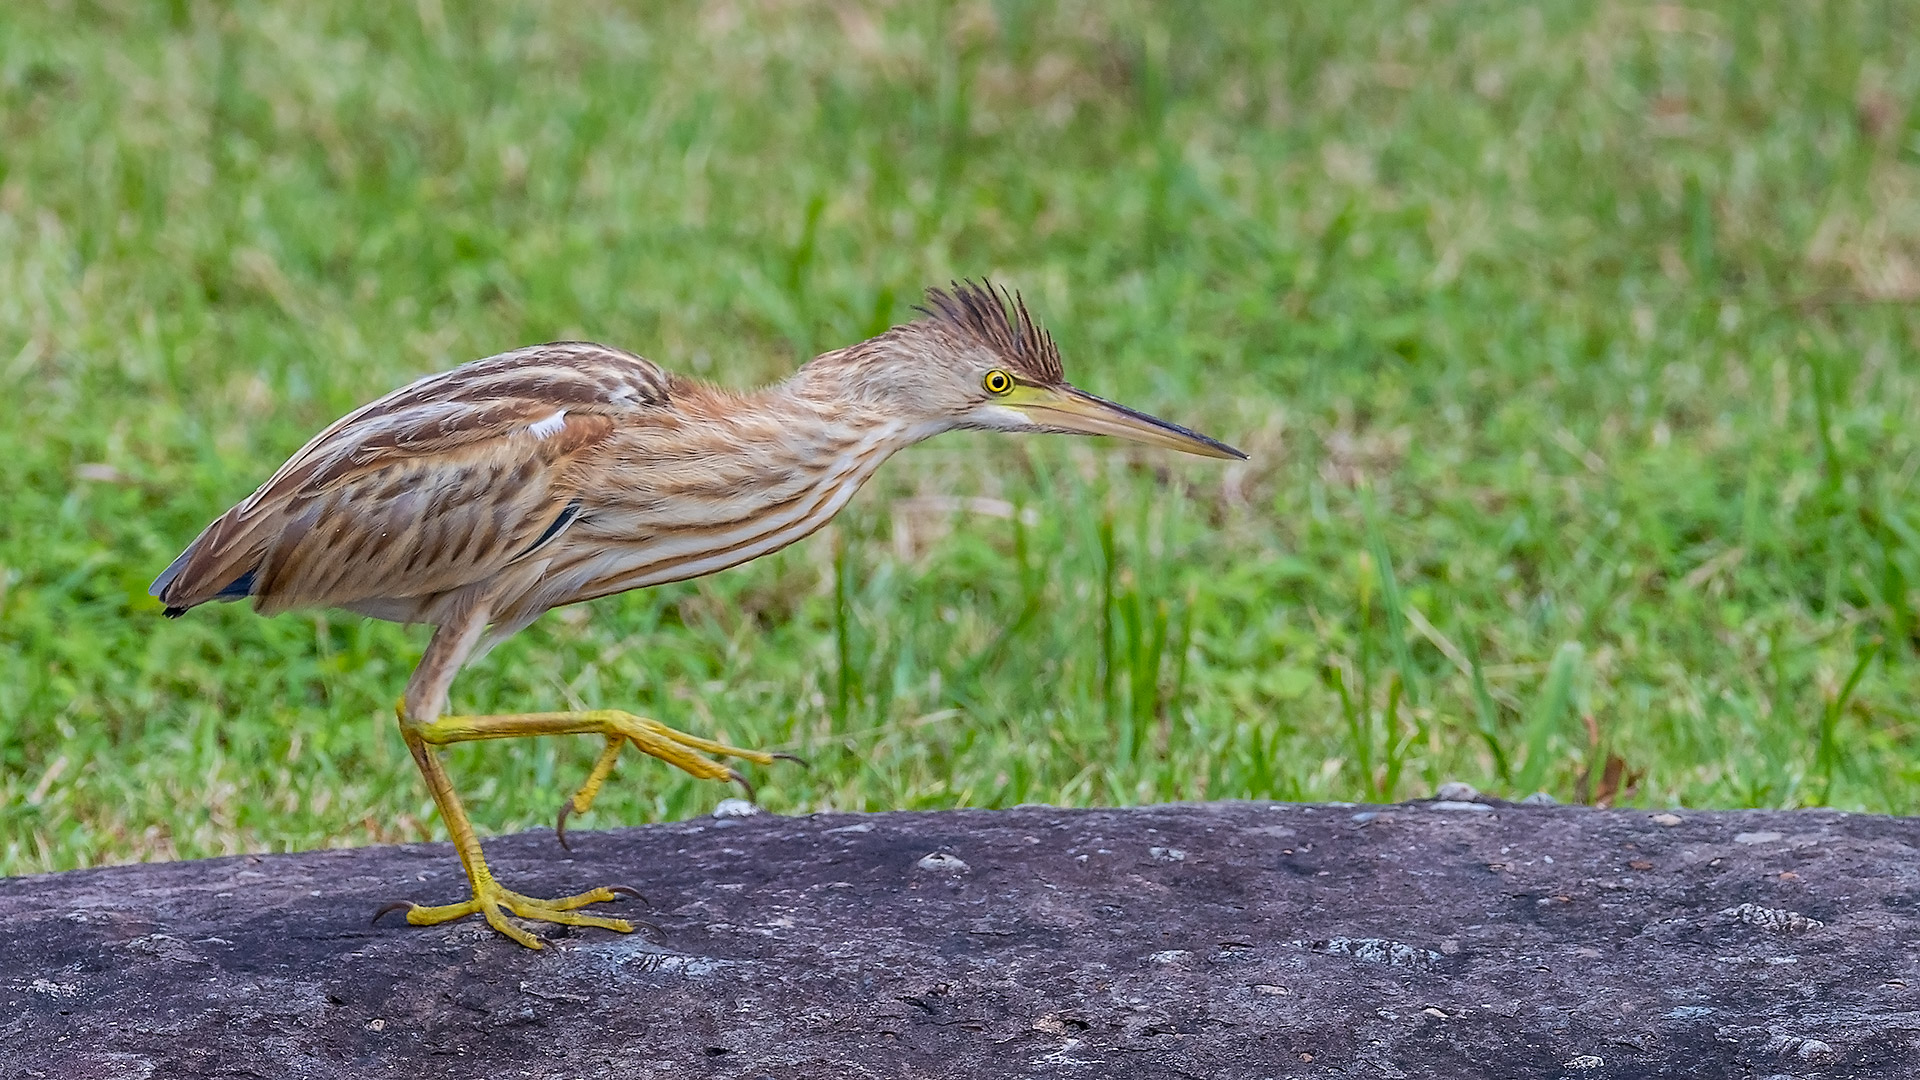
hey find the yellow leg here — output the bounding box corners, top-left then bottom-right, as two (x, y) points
(384, 704), (789, 949)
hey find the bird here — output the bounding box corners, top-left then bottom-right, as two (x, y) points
(151, 281), (1244, 949)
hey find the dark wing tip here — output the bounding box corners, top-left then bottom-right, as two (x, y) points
(149, 546), (258, 616)
(149, 550), (190, 601)
(152, 554), (192, 616)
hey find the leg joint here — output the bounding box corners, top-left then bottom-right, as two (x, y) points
(396, 697), (432, 738)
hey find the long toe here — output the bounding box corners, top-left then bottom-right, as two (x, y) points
(403, 897), (483, 927)
(632, 715), (783, 767)
(518, 884), (645, 912)
(501, 901), (634, 934)
(497, 886), (636, 933)
(478, 902), (547, 950)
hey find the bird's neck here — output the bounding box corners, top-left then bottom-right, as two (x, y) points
(766, 351), (950, 451)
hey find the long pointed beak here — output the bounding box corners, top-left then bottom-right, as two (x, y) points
(1003, 384), (1245, 460)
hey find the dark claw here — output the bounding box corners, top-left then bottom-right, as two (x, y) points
(606, 884), (651, 908)
(555, 799), (576, 852)
(772, 752), (810, 769)
(727, 767), (757, 802)
(632, 919), (666, 942)
(371, 900), (415, 927)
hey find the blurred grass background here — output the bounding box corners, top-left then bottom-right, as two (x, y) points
(4, 1), (1920, 874)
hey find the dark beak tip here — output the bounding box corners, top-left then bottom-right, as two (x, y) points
(1176, 416), (1244, 461)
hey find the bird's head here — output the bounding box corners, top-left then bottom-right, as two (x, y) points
(813, 281), (1244, 460)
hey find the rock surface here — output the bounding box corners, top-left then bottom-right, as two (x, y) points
(3, 800), (1918, 1078)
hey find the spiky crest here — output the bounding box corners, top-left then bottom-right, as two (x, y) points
(915, 279), (1065, 384)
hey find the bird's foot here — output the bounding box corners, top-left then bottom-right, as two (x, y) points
(593, 710), (798, 780)
(555, 713), (804, 848)
(379, 878), (643, 950)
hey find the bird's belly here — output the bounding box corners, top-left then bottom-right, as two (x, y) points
(340, 596), (432, 623)
(546, 447), (887, 606)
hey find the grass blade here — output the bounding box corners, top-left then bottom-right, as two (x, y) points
(1816, 639), (1883, 804)
(1361, 487), (1422, 706)
(1514, 642), (1583, 796)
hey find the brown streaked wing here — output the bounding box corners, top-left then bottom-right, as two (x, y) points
(151, 342), (670, 616)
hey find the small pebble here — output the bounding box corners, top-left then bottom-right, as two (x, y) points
(711, 798), (761, 819)
(1796, 1039), (1834, 1060)
(1146, 949), (1190, 965)
(1563, 1054), (1603, 1069)
(1520, 792), (1559, 806)
(915, 852), (969, 874)
(1734, 831), (1783, 845)
(1148, 846), (1187, 862)
(1651, 812), (1682, 826)
(1429, 800), (1493, 813)
(1436, 781), (1479, 801)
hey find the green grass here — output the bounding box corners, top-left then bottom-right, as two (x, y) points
(4, 1), (1920, 874)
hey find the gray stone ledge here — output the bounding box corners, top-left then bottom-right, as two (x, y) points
(4, 800), (1919, 1078)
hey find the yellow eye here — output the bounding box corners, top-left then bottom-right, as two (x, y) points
(983, 369), (1013, 395)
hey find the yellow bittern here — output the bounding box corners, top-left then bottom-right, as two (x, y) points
(152, 281), (1242, 949)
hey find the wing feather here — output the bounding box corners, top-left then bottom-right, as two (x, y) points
(153, 342), (667, 619)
